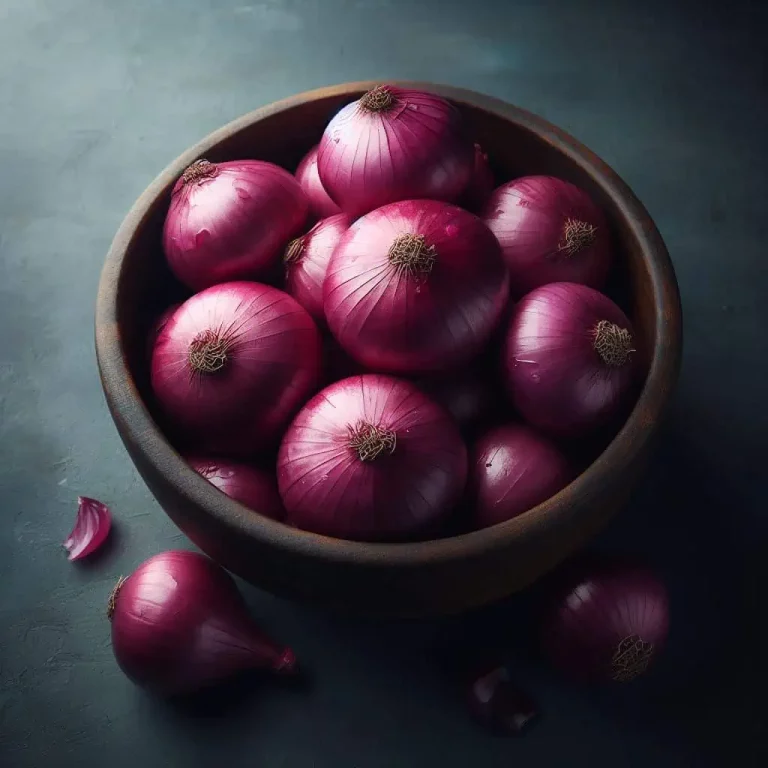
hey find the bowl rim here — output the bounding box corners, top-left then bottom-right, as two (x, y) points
(96, 80), (682, 568)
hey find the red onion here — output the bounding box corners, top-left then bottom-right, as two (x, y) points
(277, 374), (467, 541)
(417, 369), (495, 435)
(468, 663), (540, 735)
(151, 281), (322, 457)
(63, 497), (112, 561)
(109, 551), (296, 695)
(284, 213), (350, 324)
(324, 200), (509, 374)
(317, 85), (474, 218)
(460, 143), (495, 212)
(470, 424), (572, 529)
(146, 303), (181, 361)
(503, 282), (636, 438)
(483, 176), (611, 298)
(187, 458), (285, 520)
(294, 145), (341, 220)
(541, 555), (670, 683)
(163, 159), (308, 291)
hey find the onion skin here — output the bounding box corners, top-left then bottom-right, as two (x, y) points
(284, 214), (350, 324)
(163, 160), (309, 291)
(277, 374), (468, 542)
(324, 200), (509, 375)
(317, 86), (474, 218)
(468, 663), (540, 735)
(470, 424), (571, 529)
(460, 143), (495, 213)
(187, 458), (285, 520)
(483, 176), (611, 298)
(63, 497), (112, 561)
(110, 551), (296, 696)
(151, 281), (322, 457)
(503, 282), (636, 438)
(295, 145), (342, 220)
(146, 303), (181, 361)
(541, 555), (670, 683)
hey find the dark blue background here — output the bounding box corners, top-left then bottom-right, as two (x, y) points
(1, 1), (765, 765)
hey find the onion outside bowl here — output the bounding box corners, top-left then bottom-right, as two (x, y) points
(95, 81), (682, 617)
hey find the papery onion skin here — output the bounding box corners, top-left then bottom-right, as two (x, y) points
(295, 145), (342, 220)
(470, 424), (572, 529)
(317, 85), (474, 218)
(483, 176), (611, 298)
(277, 374), (468, 542)
(63, 497), (112, 561)
(187, 458), (285, 520)
(460, 143), (495, 213)
(468, 663), (540, 735)
(109, 551), (296, 695)
(284, 214), (350, 324)
(504, 282), (636, 438)
(163, 159), (309, 291)
(541, 555), (670, 683)
(324, 200), (509, 374)
(151, 281), (322, 457)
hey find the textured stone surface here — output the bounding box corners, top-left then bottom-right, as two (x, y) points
(1, 0), (765, 765)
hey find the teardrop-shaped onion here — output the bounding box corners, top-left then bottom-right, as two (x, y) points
(163, 159), (309, 291)
(151, 281), (322, 456)
(503, 282), (636, 437)
(483, 176), (611, 298)
(277, 374), (468, 541)
(324, 200), (509, 374)
(317, 85), (474, 218)
(284, 213), (350, 324)
(295, 145), (342, 220)
(187, 458), (285, 520)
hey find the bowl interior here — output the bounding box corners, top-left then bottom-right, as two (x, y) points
(118, 90), (655, 432)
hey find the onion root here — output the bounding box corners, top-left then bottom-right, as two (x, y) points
(188, 330), (229, 374)
(181, 159), (218, 186)
(284, 237), (305, 264)
(359, 85), (395, 112)
(347, 420), (397, 462)
(593, 320), (634, 367)
(558, 218), (597, 256)
(388, 234), (436, 277)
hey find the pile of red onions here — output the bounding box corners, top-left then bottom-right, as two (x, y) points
(324, 200), (509, 374)
(147, 82), (645, 551)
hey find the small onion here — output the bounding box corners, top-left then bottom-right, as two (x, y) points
(483, 176), (611, 298)
(284, 213), (350, 324)
(317, 85), (474, 218)
(151, 281), (321, 457)
(503, 282), (636, 437)
(470, 424), (572, 529)
(163, 159), (308, 291)
(460, 143), (495, 213)
(294, 144), (342, 220)
(541, 555), (670, 683)
(324, 200), (509, 374)
(109, 551), (296, 695)
(187, 458), (285, 520)
(277, 374), (467, 541)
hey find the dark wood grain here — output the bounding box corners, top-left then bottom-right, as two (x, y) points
(95, 81), (682, 617)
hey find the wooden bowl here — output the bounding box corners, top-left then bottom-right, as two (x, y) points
(96, 82), (682, 617)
